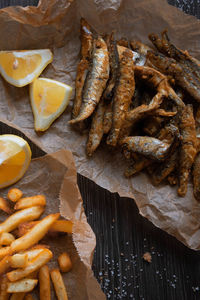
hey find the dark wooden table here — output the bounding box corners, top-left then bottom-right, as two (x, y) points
(1, 1), (200, 299)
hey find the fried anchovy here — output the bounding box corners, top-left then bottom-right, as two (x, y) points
(86, 98), (106, 156)
(167, 172), (178, 186)
(117, 38), (129, 48)
(103, 101), (113, 134)
(193, 152), (200, 201)
(124, 156), (152, 178)
(149, 31), (200, 102)
(150, 150), (178, 185)
(107, 49), (135, 146)
(103, 33), (119, 102)
(120, 136), (172, 161)
(178, 104), (197, 197)
(119, 92), (164, 139)
(130, 40), (153, 66)
(143, 116), (163, 136)
(72, 19), (93, 119)
(69, 37), (109, 124)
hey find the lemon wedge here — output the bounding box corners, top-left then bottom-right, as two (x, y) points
(0, 135), (32, 189)
(30, 77), (72, 132)
(0, 49), (53, 87)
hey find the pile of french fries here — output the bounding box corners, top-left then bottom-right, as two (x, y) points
(0, 188), (73, 299)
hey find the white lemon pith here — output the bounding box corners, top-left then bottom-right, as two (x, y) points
(0, 49), (53, 87)
(30, 78), (72, 132)
(0, 135), (32, 188)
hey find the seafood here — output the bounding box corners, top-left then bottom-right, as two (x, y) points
(120, 136), (172, 161)
(130, 40), (153, 66)
(178, 104), (197, 197)
(103, 33), (119, 102)
(193, 152), (200, 201)
(69, 37), (109, 124)
(86, 98), (106, 157)
(103, 101), (113, 134)
(72, 19), (93, 119)
(149, 150), (178, 185)
(107, 48), (135, 146)
(149, 31), (200, 102)
(124, 156), (152, 178)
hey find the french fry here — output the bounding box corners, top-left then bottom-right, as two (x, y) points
(0, 232), (15, 245)
(11, 213), (59, 252)
(0, 275), (9, 300)
(0, 255), (11, 275)
(0, 246), (12, 260)
(58, 252), (72, 273)
(50, 269), (68, 300)
(39, 265), (51, 300)
(7, 249), (53, 282)
(10, 293), (26, 300)
(14, 195), (46, 210)
(18, 220), (73, 237)
(0, 206), (44, 234)
(0, 197), (12, 214)
(22, 248), (47, 262)
(11, 254), (28, 268)
(50, 220), (73, 234)
(7, 188), (23, 202)
(7, 279), (38, 293)
(24, 295), (34, 300)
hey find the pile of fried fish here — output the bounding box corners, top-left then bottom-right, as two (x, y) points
(69, 19), (200, 200)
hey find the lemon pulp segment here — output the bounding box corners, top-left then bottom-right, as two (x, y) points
(0, 52), (42, 80)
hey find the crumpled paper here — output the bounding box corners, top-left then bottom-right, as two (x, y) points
(1, 145), (106, 300)
(0, 0), (200, 250)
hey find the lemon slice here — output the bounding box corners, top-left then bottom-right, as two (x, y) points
(0, 135), (32, 189)
(30, 77), (72, 132)
(0, 49), (53, 87)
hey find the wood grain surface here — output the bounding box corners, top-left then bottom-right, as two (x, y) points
(0, 1), (200, 300)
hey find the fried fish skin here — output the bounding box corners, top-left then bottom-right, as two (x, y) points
(86, 98), (106, 156)
(120, 136), (172, 161)
(69, 37), (109, 124)
(193, 152), (200, 201)
(178, 104), (197, 197)
(107, 49), (135, 146)
(149, 31), (200, 102)
(71, 19), (93, 119)
(103, 33), (119, 102)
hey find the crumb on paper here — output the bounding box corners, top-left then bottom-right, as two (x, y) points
(143, 252), (152, 263)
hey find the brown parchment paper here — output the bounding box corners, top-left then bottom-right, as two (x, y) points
(1, 148), (106, 300)
(0, 0), (200, 250)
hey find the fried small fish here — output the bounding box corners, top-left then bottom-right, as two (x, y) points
(103, 101), (113, 134)
(103, 33), (119, 102)
(167, 172), (178, 186)
(193, 152), (200, 201)
(124, 156), (152, 177)
(69, 37), (109, 124)
(107, 49), (135, 146)
(150, 150), (178, 185)
(143, 116), (163, 136)
(149, 31), (200, 102)
(86, 98), (106, 156)
(178, 104), (197, 197)
(72, 19), (93, 119)
(130, 40), (153, 66)
(117, 38), (129, 48)
(120, 92), (164, 139)
(120, 136), (172, 161)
